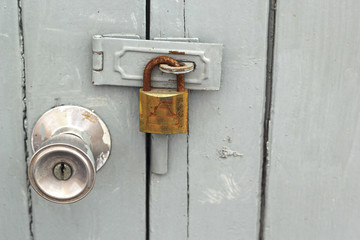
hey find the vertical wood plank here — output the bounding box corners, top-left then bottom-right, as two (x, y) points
(23, 1), (146, 239)
(150, 0), (269, 239)
(0, 1), (31, 239)
(186, 0), (269, 239)
(265, 1), (360, 239)
(150, 1), (188, 239)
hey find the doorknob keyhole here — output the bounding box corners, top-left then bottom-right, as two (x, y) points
(53, 162), (72, 181)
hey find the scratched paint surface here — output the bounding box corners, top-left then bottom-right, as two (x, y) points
(0, 0), (31, 239)
(149, 0), (269, 239)
(22, 1), (146, 239)
(264, 0), (360, 239)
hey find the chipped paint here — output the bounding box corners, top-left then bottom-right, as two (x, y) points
(218, 146), (243, 158)
(169, 50), (185, 55)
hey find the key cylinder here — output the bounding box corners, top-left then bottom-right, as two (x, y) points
(28, 106), (111, 203)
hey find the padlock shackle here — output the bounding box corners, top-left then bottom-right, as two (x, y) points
(143, 56), (185, 92)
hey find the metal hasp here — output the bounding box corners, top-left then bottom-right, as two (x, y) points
(92, 34), (223, 90)
(92, 35), (223, 175)
(139, 56), (188, 134)
(28, 106), (111, 203)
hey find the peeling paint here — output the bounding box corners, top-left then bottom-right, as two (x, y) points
(218, 146), (243, 158)
(169, 50), (185, 55)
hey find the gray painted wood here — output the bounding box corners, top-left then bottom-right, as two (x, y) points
(22, 1), (146, 239)
(149, 134), (188, 239)
(150, 0), (269, 239)
(150, 1), (188, 239)
(186, 1), (268, 238)
(0, 1), (31, 239)
(264, 1), (360, 239)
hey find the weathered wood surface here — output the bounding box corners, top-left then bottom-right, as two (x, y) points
(186, 1), (268, 239)
(150, 1), (188, 239)
(264, 0), (360, 239)
(0, 1), (31, 239)
(23, 1), (146, 239)
(150, 0), (269, 239)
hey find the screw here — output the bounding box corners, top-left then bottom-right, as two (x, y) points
(53, 162), (72, 180)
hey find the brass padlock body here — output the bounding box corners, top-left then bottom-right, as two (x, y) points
(140, 89), (188, 134)
(139, 56), (188, 134)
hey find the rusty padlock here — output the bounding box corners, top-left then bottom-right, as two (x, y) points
(139, 56), (188, 134)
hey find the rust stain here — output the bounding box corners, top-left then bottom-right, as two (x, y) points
(143, 56), (185, 92)
(169, 50), (185, 55)
(139, 90), (188, 134)
(148, 100), (180, 126)
(82, 112), (97, 123)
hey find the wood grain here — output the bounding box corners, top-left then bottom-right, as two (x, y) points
(186, 0), (269, 238)
(23, 1), (146, 239)
(150, 1), (188, 239)
(0, 1), (31, 239)
(265, 0), (360, 239)
(150, 0), (269, 239)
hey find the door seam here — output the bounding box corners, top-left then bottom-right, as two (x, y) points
(17, 0), (34, 239)
(259, 0), (277, 239)
(145, 0), (151, 239)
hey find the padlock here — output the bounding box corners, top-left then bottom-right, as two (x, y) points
(139, 56), (188, 134)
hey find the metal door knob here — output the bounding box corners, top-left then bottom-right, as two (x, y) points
(28, 106), (111, 203)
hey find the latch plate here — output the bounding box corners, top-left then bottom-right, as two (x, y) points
(92, 34), (223, 90)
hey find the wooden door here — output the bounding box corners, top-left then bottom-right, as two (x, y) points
(1, 0), (147, 239)
(149, 0), (269, 239)
(0, 1), (30, 239)
(264, 0), (360, 239)
(8, 0), (359, 240)
(1, 0), (270, 239)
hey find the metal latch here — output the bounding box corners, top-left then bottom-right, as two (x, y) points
(92, 34), (223, 90)
(91, 34), (223, 175)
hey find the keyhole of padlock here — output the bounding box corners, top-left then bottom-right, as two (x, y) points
(53, 162), (72, 181)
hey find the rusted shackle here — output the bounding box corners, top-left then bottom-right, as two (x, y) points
(142, 56), (185, 92)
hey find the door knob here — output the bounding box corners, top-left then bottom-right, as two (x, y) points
(28, 106), (111, 203)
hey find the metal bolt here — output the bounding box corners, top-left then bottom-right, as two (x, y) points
(53, 162), (72, 180)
